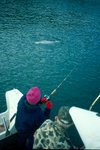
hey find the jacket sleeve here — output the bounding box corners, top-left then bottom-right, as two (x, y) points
(43, 107), (51, 118)
(33, 120), (51, 149)
(33, 128), (42, 149)
(34, 108), (51, 129)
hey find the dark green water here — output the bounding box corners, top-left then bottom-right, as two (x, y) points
(0, 0), (100, 118)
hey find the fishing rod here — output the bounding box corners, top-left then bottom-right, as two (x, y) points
(89, 94), (100, 111)
(44, 63), (79, 100)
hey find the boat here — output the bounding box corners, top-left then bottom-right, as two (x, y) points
(69, 103), (100, 149)
(0, 89), (23, 149)
(0, 88), (100, 149)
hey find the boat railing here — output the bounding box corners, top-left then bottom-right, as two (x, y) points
(0, 110), (10, 136)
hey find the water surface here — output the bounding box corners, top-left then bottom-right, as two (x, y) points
(0, 0), (100, 117)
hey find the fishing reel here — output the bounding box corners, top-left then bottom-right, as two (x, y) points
(44, 95), (50, 101)
(39, 94), (50, 104)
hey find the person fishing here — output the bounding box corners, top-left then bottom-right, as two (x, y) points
(15, 86), (52, 150)
(33, 106), (74, 149)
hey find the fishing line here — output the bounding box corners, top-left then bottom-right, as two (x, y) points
(45, 50), (92, 100)
(48, 63), (79, 98)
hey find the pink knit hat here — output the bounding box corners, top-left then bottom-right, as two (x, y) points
(26, 87), (41, 105)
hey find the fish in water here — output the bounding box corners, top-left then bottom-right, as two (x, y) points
(35, 40), (59, 44)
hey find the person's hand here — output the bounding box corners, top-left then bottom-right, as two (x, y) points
(46, 101), (52, 109)
(40, 97), (48, 103)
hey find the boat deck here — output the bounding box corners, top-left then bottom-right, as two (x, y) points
(0, 133), (18, 150)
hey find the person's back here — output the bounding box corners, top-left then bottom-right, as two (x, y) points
(33, 106), (73, 149)
(15, 87), (52, 150)
(15, 95), (50, 134)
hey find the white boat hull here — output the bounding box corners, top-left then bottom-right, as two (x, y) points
(0, 89), (23, 141)
(69, 106), (100, 149)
